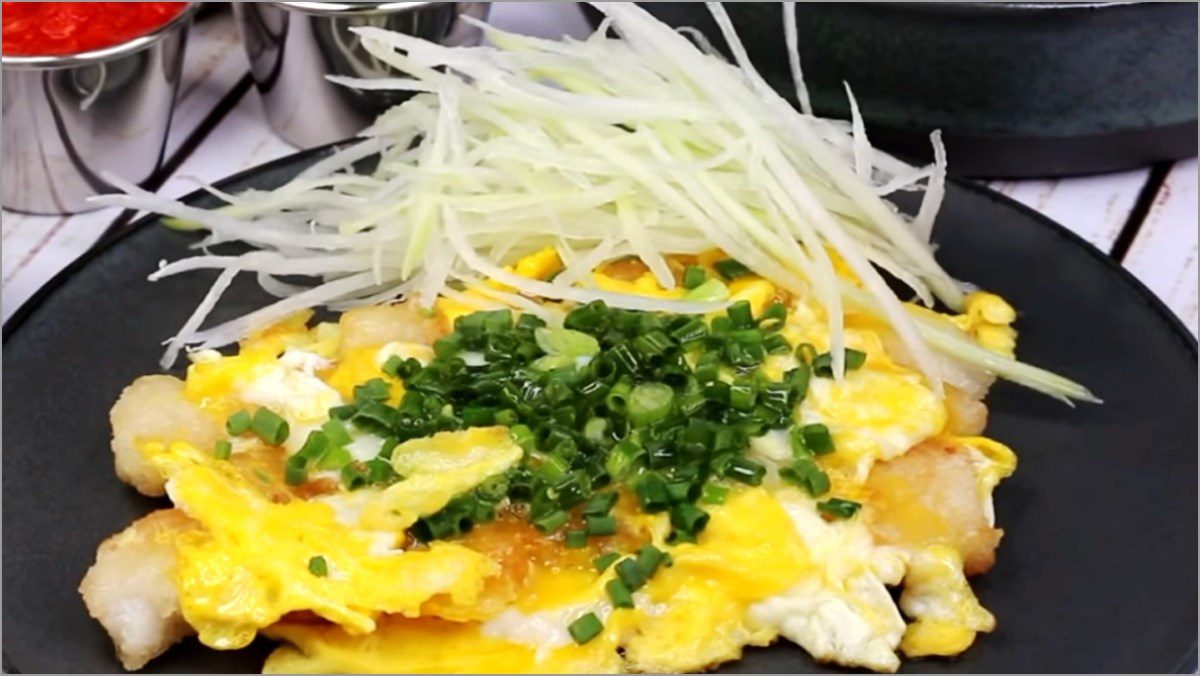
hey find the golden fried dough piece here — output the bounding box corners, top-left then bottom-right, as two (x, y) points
(865, 440), (1002, 576)
(79, 510), (197, 670)
(339, 300), (445, 353)
(110, 375), (221, 496)
(944, 386), (988, 436)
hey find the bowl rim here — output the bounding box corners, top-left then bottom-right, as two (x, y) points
(1, 2), (199, 70)
(270, 1), (444, 16)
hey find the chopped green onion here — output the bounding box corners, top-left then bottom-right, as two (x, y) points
(812, 349), (868, 377)
(297, 430), (330, 461)
(284, 455), (308, 486)
(802, 423), (835, 455)
(628, 382), (674, 427)
(307, 555), (328, 577)
(461, 406), (496, 427)
(615, 558), (648, 591)
(593, 552), (621, 572)
(635, 544), (666, 577)
(251, 408), (290, 445)
(535, 326), (601, 358)
(845, 348), (868, 370)
(796, 343), (818, 364)
(365, 457), (398, 485)
(714, 259), (752, 280)
(225, 410), (252, 435)
(700, 483), (729, 505)
(724, 457), (766, 486)
(606, 578), (635, 609)
(683, 265), (707, 289)
(564, 301), (609, 332)
(532, 509), (568, 533)
(381, 354), (405, 378)
(565, 529), (588, 549)
(585, 514), (618, 536)
(213, 439), (232, 460)
(568, 612), (604, 645)
(670, 503), (710, 535)
(780, 458), (830, 497)
(583, 491), (619, 516)
(729, 381), (756, 411)
(726, 300), (754, 329)
(606, 439), (644, 480)
(683, 278), (730, 302)
(605, 379), (633, 414)
(321, 419), (353, 446)
(633, 471), (671, 512)
(353, 378), (391, 404)
(317, 445), (352, 471)
(817, 498), (862, 519)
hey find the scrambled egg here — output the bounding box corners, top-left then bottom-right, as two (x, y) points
(90, 248), (1023, 673)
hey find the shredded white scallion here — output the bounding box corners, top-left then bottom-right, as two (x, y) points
(93, 1), (1096, 403)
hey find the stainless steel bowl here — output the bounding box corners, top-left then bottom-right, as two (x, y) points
(1, 4), (198, 215)
(234, 1), (490, 149)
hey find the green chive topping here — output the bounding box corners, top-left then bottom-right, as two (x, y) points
(670, 503), (710, 536)
(585, 514), (618, 537)
(780, 458), (831, 497)
(213, 439), (232, 460)
(593, 552), (621, 572)
(533, 510), (568, 533)
(628, 382), (674, 427)
(251, 408), (289, 445)
(583, 491), (619, 516)
(606, 578), (635, 608)
(308, 555), (328, 577)
(225, 410), (252, 435)
(321, 419), (353, 446)
(381, 354), (406, 378)
(700, 483), (729, 505)
(812, 348), (868, 377)
(714, 258), (751, 280)
(817, 497), (862, 519)
(316, 302), (821, 545)
(615, 558), (648, 591)
(682, 265), (707, 290)
(565, 529), (588, 549)
(568, 612), (604, 645)
(802, 423), (835, 455)
(635, 544), (667, 577)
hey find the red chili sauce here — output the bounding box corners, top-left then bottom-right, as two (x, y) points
(2, 2), (187, 56)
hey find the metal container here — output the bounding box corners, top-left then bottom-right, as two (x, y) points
(1, 4), (198, 215)
(234, 1), (490, 149)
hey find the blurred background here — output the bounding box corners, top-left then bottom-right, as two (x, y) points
(2, 1), (1196, 333)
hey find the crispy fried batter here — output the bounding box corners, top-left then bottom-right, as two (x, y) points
(944, 386), (988, 436)
(338, 301), (445, 354)
(109, 375), (221, 496)
(865, 440), (1002, 576)
(79, 509), (196, 670)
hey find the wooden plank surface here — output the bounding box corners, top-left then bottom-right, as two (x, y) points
(985, 168), (1150, 253)
(1122, 159), (1198, 335)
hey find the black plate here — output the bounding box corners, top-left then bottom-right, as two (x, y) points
(4, 145), (1196, 673)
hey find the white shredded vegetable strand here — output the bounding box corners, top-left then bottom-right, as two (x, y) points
(913, 130), (947, 242)
(844, 82), (872, 182)
(93, 1), (1094, 403)
(782, 2), (812, 115)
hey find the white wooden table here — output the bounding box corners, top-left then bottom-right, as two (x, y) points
(3, 3), (1196, 336)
